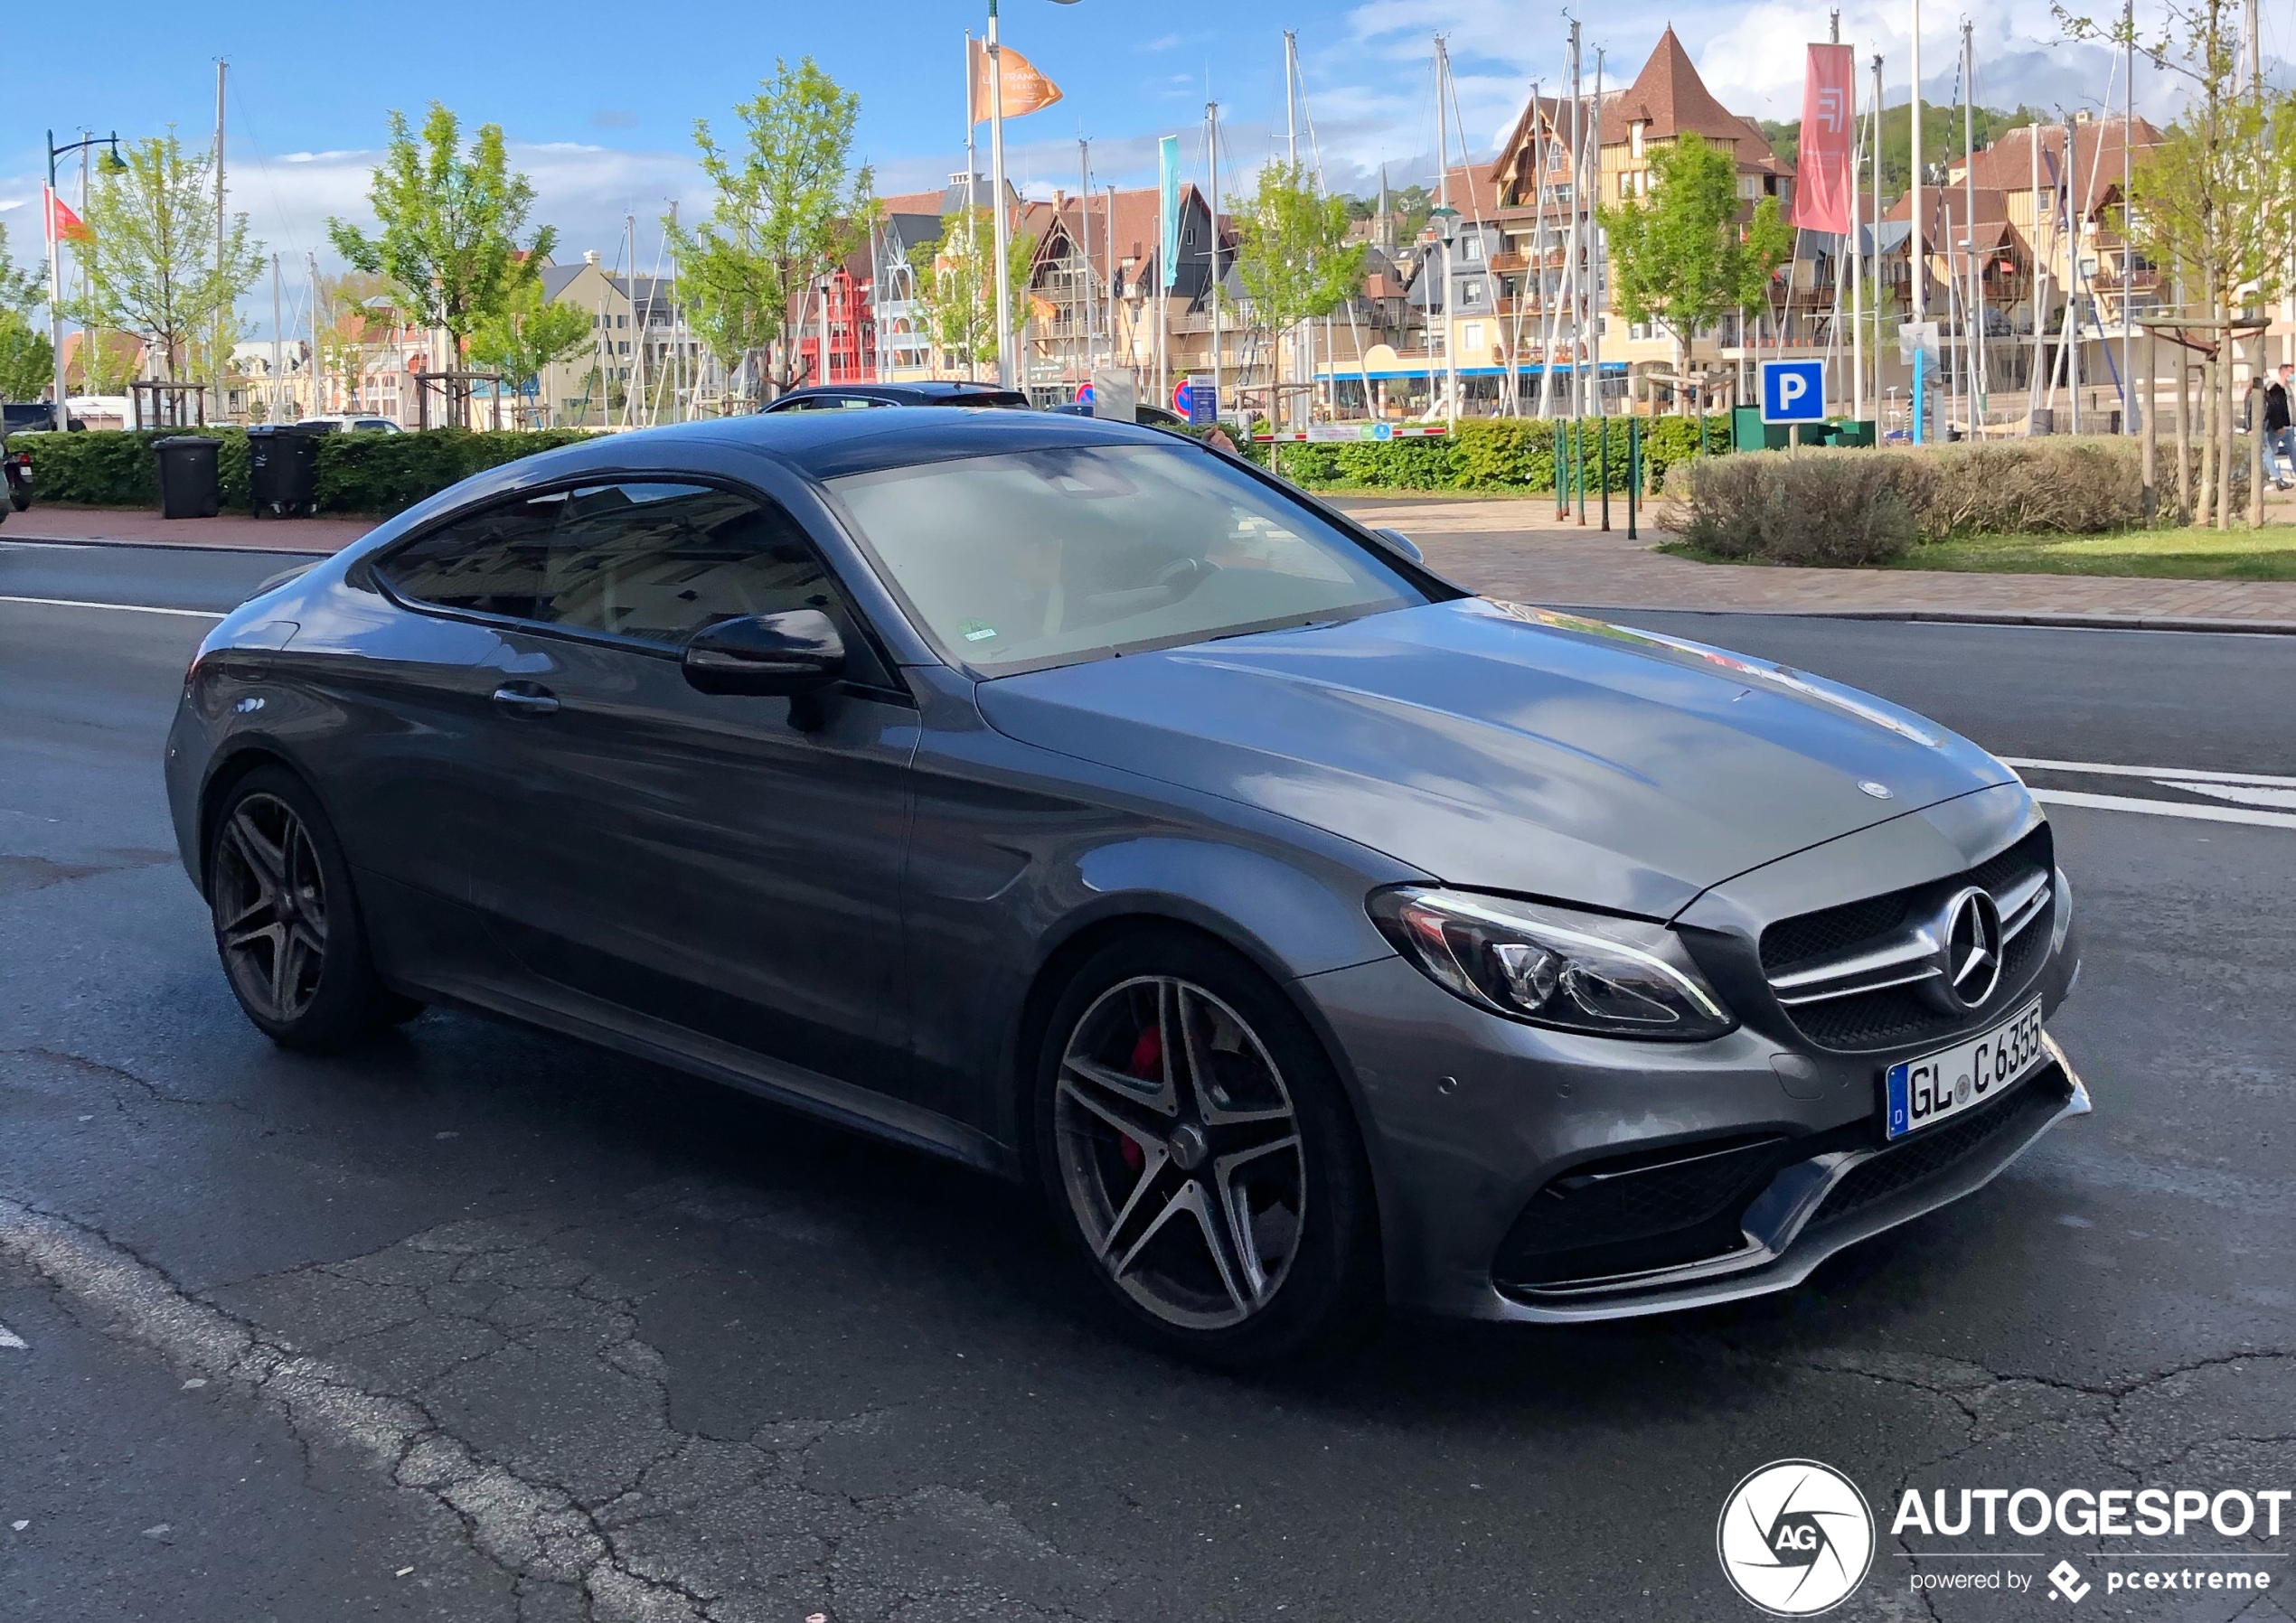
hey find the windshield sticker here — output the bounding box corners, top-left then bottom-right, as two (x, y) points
(959, 619), (1000, 643)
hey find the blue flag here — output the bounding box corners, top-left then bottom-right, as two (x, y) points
(1159, 135), (1181, 290)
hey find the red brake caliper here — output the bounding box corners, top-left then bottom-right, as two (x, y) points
(1118, 1022), (1161, 1172)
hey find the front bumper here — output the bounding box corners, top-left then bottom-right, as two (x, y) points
(1294, 904), (2084, 1324)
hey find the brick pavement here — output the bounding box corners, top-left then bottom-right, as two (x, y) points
(11, 496), (2296, 630)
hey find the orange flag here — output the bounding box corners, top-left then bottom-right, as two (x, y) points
(968, 37), (1063, 124)
(45, 187), (91, 246)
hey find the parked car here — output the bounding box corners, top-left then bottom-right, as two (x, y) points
(1049, 400), (1194, 432)
(166, 408), (2086, 1366)
(3, 402), (83, 435)
(762, 380), (1031, 412)
(296, 415), (404, 434)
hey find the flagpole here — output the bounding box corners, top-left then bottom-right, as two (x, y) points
(45, 154), (67, 431)
(988, 0), (1014, 391)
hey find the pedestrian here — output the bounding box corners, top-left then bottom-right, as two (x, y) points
(2268, 362), (2295, 493)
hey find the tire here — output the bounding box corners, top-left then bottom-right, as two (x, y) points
(205, 765), (398, 1051)
(7, 488), (27, 513)
(1032, 928), (1383, 1368)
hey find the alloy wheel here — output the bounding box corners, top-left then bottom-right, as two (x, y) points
(212, 793), (329, 1024)
(1054, 975), (1306, 1330)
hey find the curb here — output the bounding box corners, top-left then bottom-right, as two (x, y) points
(1546, 604), (2296, 637)
(1, 532), (346, 559)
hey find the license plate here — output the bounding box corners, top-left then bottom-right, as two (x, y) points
(1884, 998), (2047, 1140)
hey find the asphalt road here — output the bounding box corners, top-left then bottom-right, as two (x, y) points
(4, 540), (2291, 1623)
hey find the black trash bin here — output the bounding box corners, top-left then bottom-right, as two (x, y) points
(247, 423), (323, 517)
(154, 436), (221, 520)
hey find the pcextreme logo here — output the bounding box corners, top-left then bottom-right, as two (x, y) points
(1717, 1459), (1877, 1616)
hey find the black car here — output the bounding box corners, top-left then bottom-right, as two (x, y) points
(763, 380), (1031, 413)
(1049, 401), (1195, 432)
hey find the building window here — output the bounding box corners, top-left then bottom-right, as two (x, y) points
(1458, 234), (1482, 263)
(1738, 174), (1763, 201)
(1632, 121), (1645, 160)
(1463, 322), (1484, 350)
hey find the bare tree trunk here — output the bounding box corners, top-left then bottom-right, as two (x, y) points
(2218, 312), (2236, 532)
(2175, 352), (2191, 522)
(2197, 350), (2217, 528)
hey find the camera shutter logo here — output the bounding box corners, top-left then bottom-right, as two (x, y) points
(1716, 1459), (1875, 1615)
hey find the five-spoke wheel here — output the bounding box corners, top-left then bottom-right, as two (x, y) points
(212, 792), (330, 1025)
(1055, 975), (1306, 1330)
(206, 766), (412, 1047)
(1036, 931), (1381, 1365)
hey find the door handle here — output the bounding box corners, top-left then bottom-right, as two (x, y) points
(492, 682), (560, 717)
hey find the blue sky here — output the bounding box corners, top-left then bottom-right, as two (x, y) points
(5, 0), (2188, 333)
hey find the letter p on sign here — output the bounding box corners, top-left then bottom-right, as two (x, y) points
(1762, 359), (1827, 424)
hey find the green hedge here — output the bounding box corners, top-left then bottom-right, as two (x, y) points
(5, 426), (598, 515)
(1249, 414), (1735, 494)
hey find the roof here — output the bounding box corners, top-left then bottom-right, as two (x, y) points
(1962, 118), (2165, 214)
(1614, 27), (1759, 146)
(539, 265), (673, 305)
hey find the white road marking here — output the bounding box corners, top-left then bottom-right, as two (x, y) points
(2173, 780), (2296, 811)
(0, 1197), (710, 1620)
(2003, 757), (2296, 790)
(0, 594), (222, 619)
(2030, 789), (2296, 830)
(0, 1323), (25, 1349)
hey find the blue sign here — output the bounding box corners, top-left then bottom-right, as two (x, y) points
(1760, 359), (1827, 424)
(1172, 380), (1193, 418)
(1075, 380), (1094, 408)
(1186, 381), (1218, 426)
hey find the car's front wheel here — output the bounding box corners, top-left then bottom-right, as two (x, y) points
(206, 766), (402, 1049)
(1034, 930), (1382, 1367)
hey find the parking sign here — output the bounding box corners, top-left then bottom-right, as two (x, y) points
(1760, 359), (1827, 424)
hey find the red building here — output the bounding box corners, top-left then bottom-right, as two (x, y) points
(791, 258), (877, 387)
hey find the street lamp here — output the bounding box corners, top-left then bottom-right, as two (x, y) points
(44, 130), (126, 431)
(1427, 204), (1460, 426)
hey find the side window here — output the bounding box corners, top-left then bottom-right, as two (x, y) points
(379, 482), (893, 687)
(375, 494), (559, 620)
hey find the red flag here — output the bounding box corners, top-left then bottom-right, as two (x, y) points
(45, 187), (90, 246)
(1791, 44), (1856, 233)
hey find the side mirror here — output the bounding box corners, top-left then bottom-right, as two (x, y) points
(1372, 527), (1425, 564)
(682, 609), (845, 697)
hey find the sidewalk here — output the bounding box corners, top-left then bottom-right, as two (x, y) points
(13, 498), (2296, 631)
(3, 505), (375, 555)
(1329, 495), (2296, 631)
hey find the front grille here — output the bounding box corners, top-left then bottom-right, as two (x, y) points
(1812, 1068), (2068, 1224)
(1760, 825), (2055, 1055)
(1761, 892), (1913, 973)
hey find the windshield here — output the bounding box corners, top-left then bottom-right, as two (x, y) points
(827, 443), (1426, 673)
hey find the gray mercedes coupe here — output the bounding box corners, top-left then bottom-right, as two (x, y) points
(165, 408), (2087, 1366)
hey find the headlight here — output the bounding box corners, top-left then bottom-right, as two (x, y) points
(1369, 887), (1736, 1041)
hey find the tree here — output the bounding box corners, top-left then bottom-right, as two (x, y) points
(0, 312), (53, 400)
(468, 277), (593, 421)
(328, 105), (556, 370)
(1237, 163), (1364, 423)
(1600, 135), (1792, 411)
(0, 222), (44, 314)
(666, 58), (874, 404)
(2067, 0), (2296, 526)
(69, 134), (262, 383)
(907, 210), (1036, 373)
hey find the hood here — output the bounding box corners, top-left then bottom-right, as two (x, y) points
(974, 598), (2016, 919)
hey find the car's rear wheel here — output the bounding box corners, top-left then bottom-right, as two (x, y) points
(1034, 930), (1381, 1367)
(207, 767), (398, 1050)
